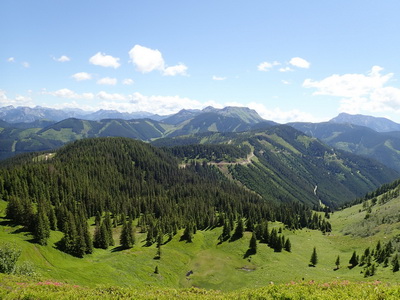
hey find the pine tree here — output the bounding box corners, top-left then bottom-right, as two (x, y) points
(104, 212), (114, 246)
(93, 221), (109, 249)
(392, 254), (399, 272)
(34, 205), (50, 246)
(335, 255), (340, 269)
(220, 221), (231, 242)
(120, 218), (135, 249)
(182, 223), (193, 242)
(310, 247), (318, 267)
(249, 232), (257, 254)
(231, 218), (244, 240)
(349, 251), (358, 268)
(284, 238), (291, 252)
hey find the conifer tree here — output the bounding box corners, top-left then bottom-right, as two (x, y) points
(34, 205), (50, 246)
(182, 223), (193, 242)
(335, 255), (340, 269)
(310, 247), (318, 267)
(249, 232), (257, 254)
(232, 218), (244, 240)
(392, 254), (399, 272)
(261, 222), (269, 244)
(284, 238), (291, 252)
(120, 218), (135, 249)
(104, 212), (114, 246)
(349, 251), (358, 268)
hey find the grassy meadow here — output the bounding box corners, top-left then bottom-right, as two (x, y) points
(1, 195), (400, 297)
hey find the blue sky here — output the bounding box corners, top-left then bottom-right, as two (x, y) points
(2, 0), (400, 123)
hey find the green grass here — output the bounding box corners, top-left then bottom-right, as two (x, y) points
(2, 198), (400, 292)
(2, 274), (400, 299)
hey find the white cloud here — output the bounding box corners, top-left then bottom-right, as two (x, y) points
(281, 80), (290, 85)
(128, 44), (188, 76)
(257, 61), (280, 71)
(163, 63), (188, 76)
(97, 91), (126, 101)
(71, 72), (92, 81)
(21, 62), (30, 68)
(97, 77), (117, 85)
(129, 45), (164, 73)
(122, 78), (134, 85)
(7, 57), (15, 62)
(279, 67), (293, 72)
(289, 57), (310, 69)
(247, 102), (321, 123)
(89, 52), (120, 68)
(44, 88), (94, 100)
(0, 90), (34, 107)
(212, 75), (227, 81)
(54, 55), (70, 62)
(303, 66), (400, 114)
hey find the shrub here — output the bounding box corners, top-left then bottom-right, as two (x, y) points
(0, 243), (21, 274)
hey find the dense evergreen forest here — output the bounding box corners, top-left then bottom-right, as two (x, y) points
(0, 137), (329, 257)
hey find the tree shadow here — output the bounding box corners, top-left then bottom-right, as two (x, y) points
(243, 248), (256, 259)
(111, 246), (126, 253)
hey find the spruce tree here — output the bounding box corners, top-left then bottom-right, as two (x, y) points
(349, 251), (358, 268)
(392, 254), (399, 272)
(120, 219), (135, 249)
(104, 212), (114, 246)
(335, 255), (340, 269)
(249, 232), (257, 254)
(35, 205), (50, 246)
(182, 223), (193, 243)
(284, 238), (291, 252)
(310, 247), (318, 267)
(232, 218), (244, 240)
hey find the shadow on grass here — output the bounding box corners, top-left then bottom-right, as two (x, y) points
(243, 248), (256, 259)
(111, 246), (126, 252)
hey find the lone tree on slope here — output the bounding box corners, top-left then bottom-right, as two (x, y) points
(309, 247), (318, 267)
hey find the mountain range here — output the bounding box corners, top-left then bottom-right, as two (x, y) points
(2, 105), (400, 174)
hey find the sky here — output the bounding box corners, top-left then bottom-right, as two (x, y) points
(2, 0), (400, 123)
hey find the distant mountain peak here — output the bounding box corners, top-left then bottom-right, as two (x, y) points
(330, 112), (400, 132)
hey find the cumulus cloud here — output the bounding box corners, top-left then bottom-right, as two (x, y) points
(7, 57), (15, 62)
(129, 45), (164, 73)
(97, 77), (117, 85)
(279, 67), (293, 72)
(289, 57), (310, 69)
(54, 55), (70, 62)
(303, 66), (400, 114)
(122, 78), (134, 85)
(128, 45), (188, 76)
(71, 72), (92, 81)
(97, 91), (126, 101)
(247, 102), (321, 123)
(163, 63), (188, 76)
(43, 88), (94, 100)
(89, 52), (121, 68)
(257, 61), (280, 72)
(0, 90), (34, 107)
(212, 75), (227, 81)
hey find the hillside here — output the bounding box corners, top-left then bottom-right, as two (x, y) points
(0, 106), (265, 161)
(330, 112), (400, 132)
(155, 125), (399, 208)
(2, 181), (400, 291)
(289, 122), (400, 172)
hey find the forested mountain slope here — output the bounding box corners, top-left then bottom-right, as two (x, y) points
(156, 126), (399, 208)
(0, 137), (329, 257)
(289, 122), (400, 172)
